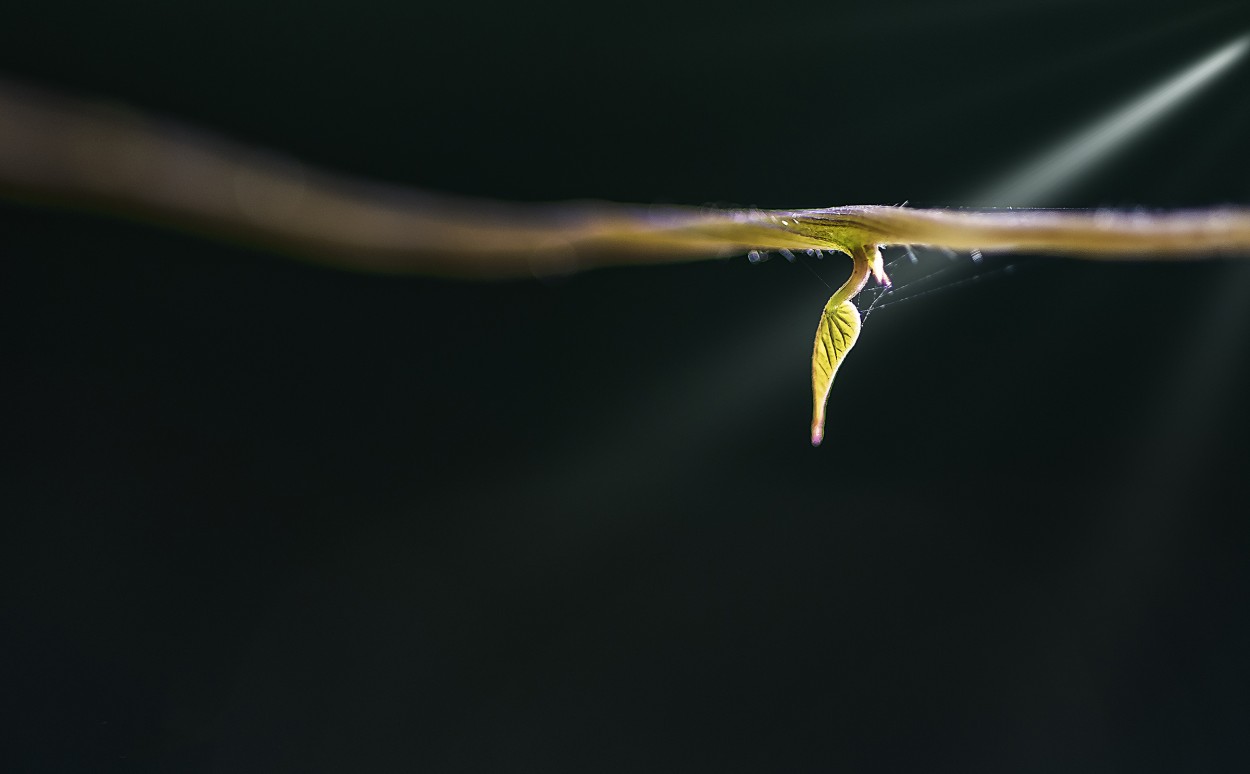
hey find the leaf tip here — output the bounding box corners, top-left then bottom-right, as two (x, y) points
(868, 245), (891, 288)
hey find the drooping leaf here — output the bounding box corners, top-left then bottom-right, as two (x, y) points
(810, 295), (861, 446)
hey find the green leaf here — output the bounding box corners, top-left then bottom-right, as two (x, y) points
(810, 296), (861, 446)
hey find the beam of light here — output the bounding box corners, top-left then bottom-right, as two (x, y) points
(974, 34), (1249, 207)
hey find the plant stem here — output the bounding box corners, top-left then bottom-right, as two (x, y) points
(3, 77), (1249, 279)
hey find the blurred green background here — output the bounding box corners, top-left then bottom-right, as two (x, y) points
(3, 1), (1250, 771)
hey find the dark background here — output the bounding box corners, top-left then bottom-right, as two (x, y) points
(4, 1), (1250, 771)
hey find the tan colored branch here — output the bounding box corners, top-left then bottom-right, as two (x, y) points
(2, 77), (1248, 279)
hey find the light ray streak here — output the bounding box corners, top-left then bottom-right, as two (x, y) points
(973, 34), (1249, 207)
